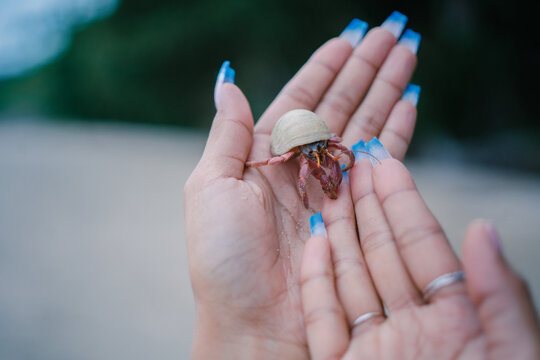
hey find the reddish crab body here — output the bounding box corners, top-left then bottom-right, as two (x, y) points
(246, 110), (354, 208)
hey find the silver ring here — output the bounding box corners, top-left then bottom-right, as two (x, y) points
(352, 311), (383, 327)
(422, 270), (465, 302)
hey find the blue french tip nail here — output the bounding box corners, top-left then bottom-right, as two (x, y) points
(381, 11), (408, 38)
(214, 60), (235, 109)
(366, 137), (392, 165)
(340, 18), (369, 47)
(310, 213), (327, 237)
(340, 164), (349, 183)
(402, 84), (421, 106)
(398, 29), (421, 54)
(352, 139), (368, 163)
(218, 60), (235, 84)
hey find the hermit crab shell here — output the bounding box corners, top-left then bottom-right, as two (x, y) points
(270, 109), (332, 156)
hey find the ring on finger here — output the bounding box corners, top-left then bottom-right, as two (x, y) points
(352, 311), (384, 328)
(422, 270), (465, 302)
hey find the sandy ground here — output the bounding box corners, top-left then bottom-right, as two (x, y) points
(1, 119), (539, 359)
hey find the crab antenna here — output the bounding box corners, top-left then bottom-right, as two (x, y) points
(324, 148), (341, 161)
(314, 151), (321, 167)
(351, 150), (382, 164)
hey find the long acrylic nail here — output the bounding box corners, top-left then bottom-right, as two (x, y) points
(352, 139), (368, 163)
(398, 29), (421, 54)
(366, 137), (392, 166)
(214, 60), (236, 109)
(402, 84), (421, 106)
(341, 164), (349, 183)
(310, 213), (327, 237)
(340, 18), (369, 47)
(381, 11), (408, 38)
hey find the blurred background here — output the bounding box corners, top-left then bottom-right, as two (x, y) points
(1, 0), (539, 359)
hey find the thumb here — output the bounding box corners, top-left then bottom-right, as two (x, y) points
(462, 219), (540, 358)
(201, 61), (254, 180)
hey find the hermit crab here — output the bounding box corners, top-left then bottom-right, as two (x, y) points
(246, 109), (355, 208)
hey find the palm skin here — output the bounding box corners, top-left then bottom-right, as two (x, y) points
(299, 159), (540, 360)
(186, 166), (316, 357)
(186, 175), (483, 359)
(344, 298), (483, 358)
(185, 20), (540, 359)
(186, 26), (422, 358)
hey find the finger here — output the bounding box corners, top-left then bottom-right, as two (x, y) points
(315, 26), (399, 135)
(372, 159), (464, 302)
(254, 37), (353, 136)
(315, 11), (409, 135)
(200, 62), (254, 180)
(462, 220), (540, 358)
(322, 172), (384, 332)
(378, 84), (419, 161)
(342, 29), (420, 146)
(301, 216), (349, 360)
(350, 159), (421, 311)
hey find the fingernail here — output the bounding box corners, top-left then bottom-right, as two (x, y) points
(398, 29), (421, 54)
(484, 221), (503, 255)
(352, 139), (368, 163)
(402, 84), (421, 106)
(341, 164), (349, 183)
(366, 137), (392, 166)
(310, 213), (327, 237)
(340, 18), (369, 47)
(381, 11), (407, 38)
(214, 60), (236, 109)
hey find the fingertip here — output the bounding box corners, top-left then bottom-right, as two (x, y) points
(462, 219), (507, 304)
(462, 220), (540, 354)
(217, 83), (253, 125)
(304, 235), (331, 263)
(202, 81), (254, 179)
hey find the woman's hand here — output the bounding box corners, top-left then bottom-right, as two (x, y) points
(185, 12), (420, 359)
(300, 158), (540, 359)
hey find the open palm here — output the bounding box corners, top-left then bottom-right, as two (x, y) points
(299, 159), (540, 359)
(185, 22), (419, 358)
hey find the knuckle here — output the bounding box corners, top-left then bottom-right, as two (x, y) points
(360, 229), (393, 255)
(350, 105), (385, 139)
(396, 224), (445, 252)
(311, 57), (340, 76)
(350, 52), (378, 73)
(352, 187), (376, 205)
(304, 305), (344, 328)
(333, 255), (366, 280)
(322, 90), (358, 117)
(300, 272), (331, 290)
(284, 83), (318, 107)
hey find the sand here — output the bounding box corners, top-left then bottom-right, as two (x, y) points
(1, 119), (539, 359)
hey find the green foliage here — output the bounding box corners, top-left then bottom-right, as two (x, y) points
(0, 0), (537, 143)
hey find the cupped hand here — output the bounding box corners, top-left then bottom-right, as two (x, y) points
(185, 14), (420, 359)
(300, 159), (540, 359)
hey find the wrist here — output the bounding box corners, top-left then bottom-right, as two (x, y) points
(192, 310), (307, 359)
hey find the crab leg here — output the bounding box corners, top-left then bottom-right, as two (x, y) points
(246, 150), (296, 167)
(327, 143), (355, 171)
(326, 156), (343, 188)
(308, 158), (338, 201)
(298, 157), (311, 208)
